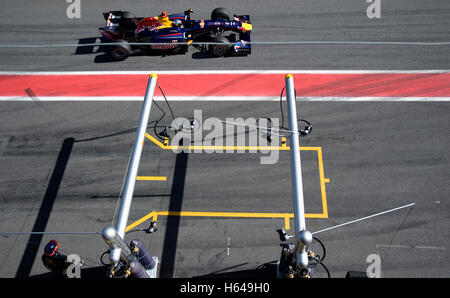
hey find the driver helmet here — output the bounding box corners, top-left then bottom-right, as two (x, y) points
(172, 19), (182, 27)
(44, 240), (59, 256)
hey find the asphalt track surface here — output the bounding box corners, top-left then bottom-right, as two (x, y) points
(0, 0), (449, 70)
(0, 0), (449, 279)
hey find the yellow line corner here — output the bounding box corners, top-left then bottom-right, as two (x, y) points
(136, 176), (167, 181)
(126, 211), (329, 232)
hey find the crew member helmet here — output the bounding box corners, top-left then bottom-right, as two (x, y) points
(44, 240), (59, 256)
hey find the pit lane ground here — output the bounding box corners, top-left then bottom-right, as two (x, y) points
(0, 0), (449, 278)
(0, 95), (448, 278)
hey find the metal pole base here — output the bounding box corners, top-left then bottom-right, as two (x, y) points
(146, 257), (159, 278)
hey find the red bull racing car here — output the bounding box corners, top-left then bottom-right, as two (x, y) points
(99, 8), (252, 61)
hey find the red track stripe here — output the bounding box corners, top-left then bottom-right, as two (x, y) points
(0, 73), (449, 97)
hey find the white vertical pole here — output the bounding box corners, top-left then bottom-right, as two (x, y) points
(109, 73), (158, 264)
(285, 74), (306, 234)
(285, 74), (311, 270)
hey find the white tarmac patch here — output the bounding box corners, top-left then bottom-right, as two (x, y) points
(1, 70), (450, 75)
(0, 96), (449, 102)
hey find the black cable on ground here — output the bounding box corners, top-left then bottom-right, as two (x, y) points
(100, 250), (111, 266)
(307, 236), (330, 278)
(150, 82), (180, 142)
(149, 83), (312, 145)
(318, 261), (331, 278)
(157, 82), (175, 122)
(256, 117), (273, 142)
(256, 260), (278, 270)
(313, 236), (326, 262)
(278, 86), (312, 137)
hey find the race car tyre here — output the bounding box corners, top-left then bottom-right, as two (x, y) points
(109, 40), (131, 61)
(211, 7), (232, 21)
(171, 45), (188, 55)
(110, 46), (129, 61)
(208, 36), (230, 57)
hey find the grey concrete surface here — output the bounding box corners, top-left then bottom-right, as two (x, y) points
(0, 101), (448, 278)
(0, 0), (449, 70)
(0, 0), (449, 279)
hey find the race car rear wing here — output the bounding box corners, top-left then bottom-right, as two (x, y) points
(103, 11), (138, 20)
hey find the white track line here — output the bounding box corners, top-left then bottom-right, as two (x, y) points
(1, 96), (449, 102)
(376, 244), (447, 251)
(312, 203), (416, 235)
(0, 231), (100, 235)
(1, 70), (450, 75)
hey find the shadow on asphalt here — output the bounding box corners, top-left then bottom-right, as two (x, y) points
(74, 37), (227, 63)
(193, 262), (278, 278)
(29, 266), (110, 279)
(159, 142), (189, 278)
(29, 263), (278, 278)
(15, 138), (75, 278)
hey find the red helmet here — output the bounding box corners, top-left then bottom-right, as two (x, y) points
(44, 240), (59, 256)
(161, 11), (167, 18)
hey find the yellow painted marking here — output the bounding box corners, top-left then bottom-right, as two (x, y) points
(126, 211), (157, 232)
(127, 210), (330, 232)
(316, 147), (329, 218)
(145, 133), (167, 149)
(145, 132), (321, 152)
(136, 176), (167, 181)
(135, 133), (331, 230)
(284, 216), (290, 230)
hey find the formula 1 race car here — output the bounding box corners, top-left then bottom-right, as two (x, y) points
(99, 8), (252, 61)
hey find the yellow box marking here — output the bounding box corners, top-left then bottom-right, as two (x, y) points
(146, 132), (292, 152)
(126, 211), (158, 232)
(129, 133), (330, 231)
(136, 176), (167, 181)
(126, 211), (318, 232)
(146, 132), (323, 153)
(316, 147), (329, 218)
